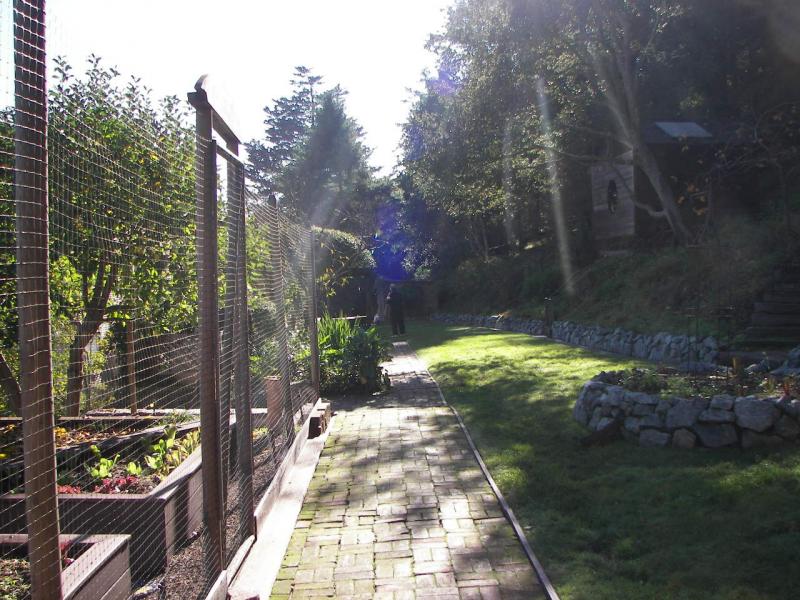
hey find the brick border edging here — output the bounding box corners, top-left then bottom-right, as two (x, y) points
(226, 399), (333, 600)
(416, 352), (562, 600)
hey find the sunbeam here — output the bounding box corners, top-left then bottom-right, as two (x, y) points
(536, 77), (575, 296)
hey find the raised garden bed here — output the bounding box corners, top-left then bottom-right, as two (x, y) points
(0, 414), (200, 494)
(0, 381), (315, 593)
(575, 367), (800, 449)
(137, 392), (320, 600)
(0, 427), (203, 581)
(0, 533), (131, 600)
(0, 407), (276, 585)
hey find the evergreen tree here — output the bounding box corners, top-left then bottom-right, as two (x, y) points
(246, 66), (321, 195)
(248, 73), (379, 237)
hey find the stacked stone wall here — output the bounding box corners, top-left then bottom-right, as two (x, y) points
(432, 313), (719, 365)
(574, 379), (800, 449)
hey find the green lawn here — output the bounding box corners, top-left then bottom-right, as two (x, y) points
(405, 320), (800, 600)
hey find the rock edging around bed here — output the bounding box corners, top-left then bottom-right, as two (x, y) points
(574, 377), (800, 449)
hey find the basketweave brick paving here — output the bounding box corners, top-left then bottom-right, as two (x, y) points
(271, 342), (544, 599)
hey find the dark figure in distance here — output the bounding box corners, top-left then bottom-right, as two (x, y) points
(386, 284), (406, 335)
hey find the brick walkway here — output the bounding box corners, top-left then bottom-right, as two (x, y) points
(271, 342), (544, 599)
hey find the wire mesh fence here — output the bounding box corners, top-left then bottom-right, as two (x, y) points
(0, 3), (321, 598)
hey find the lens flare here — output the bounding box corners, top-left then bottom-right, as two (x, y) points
(536, 77), (574, 296)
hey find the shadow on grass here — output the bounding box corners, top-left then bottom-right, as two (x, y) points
(406, 320), (800, 600)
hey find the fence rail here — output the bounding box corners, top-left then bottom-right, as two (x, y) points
(0, 3), (321, 599)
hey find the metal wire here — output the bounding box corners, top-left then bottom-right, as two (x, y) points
(0, 5), (321, 599)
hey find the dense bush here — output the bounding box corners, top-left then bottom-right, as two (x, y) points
(317, 314), (390, 395)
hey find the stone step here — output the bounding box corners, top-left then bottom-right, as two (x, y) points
(772, 282), (800, 293)
(741, 327), (800, 349)
(309, 402), (331, 439)
(750, 313), (800, 327)
(738, 339), (799, 351)
(744, 325), (800, 337)
(718, 349), (788, 365)
(753, 302), (800, 315)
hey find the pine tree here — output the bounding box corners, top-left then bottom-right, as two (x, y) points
(245, 66), (321, 195)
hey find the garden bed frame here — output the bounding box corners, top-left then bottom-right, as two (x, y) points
(0, 533), (131, 600)
(0, 404), (297, 584)
(0, 442), (202, 582)
(0, 416), (201, 494)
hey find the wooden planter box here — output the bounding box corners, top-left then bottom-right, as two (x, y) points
(0, 395), (314, 588)
(0, 533), (131, 600)
(0, 418), (200, 494)
(0, 444), (203, 582)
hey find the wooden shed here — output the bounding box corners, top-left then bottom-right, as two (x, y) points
(590, 121), (721, 250)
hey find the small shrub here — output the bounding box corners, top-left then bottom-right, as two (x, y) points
(607, 366), (798, 400)
(317, 313), (391, 394)
(621, 368), (666, 394)
(252, 426), (269, 440)
(520, 264), (562, 300)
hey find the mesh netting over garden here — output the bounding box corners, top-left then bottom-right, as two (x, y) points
(0, 2), (322, 598)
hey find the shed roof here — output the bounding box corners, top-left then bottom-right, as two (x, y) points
(643, 121), (719, 145)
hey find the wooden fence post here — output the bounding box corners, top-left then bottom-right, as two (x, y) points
(233, 163), (254, 539)
(14, 1), (63, 598)
(308, 230), (321, 396)
(220, 140), (245, 506)
(267, 195), (294, 439)
(188, 91), (225, 577)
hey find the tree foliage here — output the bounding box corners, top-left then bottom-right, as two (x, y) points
(399, 0), (800, 270)
(247, 67), (381, 235)
(0, 57), (197, 415)
(48, 57), (197, 415)
(248, 67), (392, 312)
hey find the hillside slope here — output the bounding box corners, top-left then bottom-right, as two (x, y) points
(439, 214), (798, 345)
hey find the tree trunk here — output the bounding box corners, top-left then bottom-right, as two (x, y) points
(777, 167), (794, 243)
(480, 219), (490, 261)
(0, 351), (21, 415)
(465, 219), (484, 259)
(126, 319), (137, 415)
(636, 143), (691, 245)
(65, 262), (116, 416)
(64, 320), (101, 416)
(65, 340), (85, 416)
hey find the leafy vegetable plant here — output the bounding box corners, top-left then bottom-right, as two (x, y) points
(144, 426), (199, 477)
(85, 445), (119, 480)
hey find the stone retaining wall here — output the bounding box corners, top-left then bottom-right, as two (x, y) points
(574, 377), (800, 449)
(432, 313), (719, 365)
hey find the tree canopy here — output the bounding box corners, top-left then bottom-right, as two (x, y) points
(398, 0), (800, 273)
(247, 67), (381, 236)
(247, 67), (395, 311)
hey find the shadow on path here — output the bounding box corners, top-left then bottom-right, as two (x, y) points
(270, 342), (545, 599)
